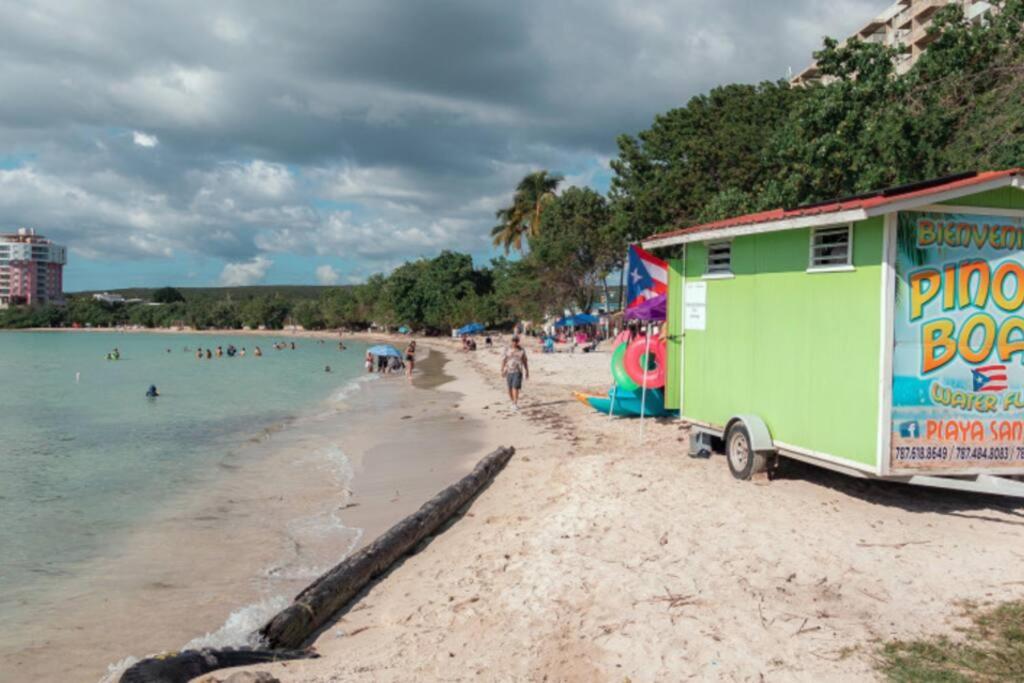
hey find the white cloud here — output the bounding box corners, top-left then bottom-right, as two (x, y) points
(220, 255), (272, 286)
(314, 165), (432, 202)
(132, 131), (159, 147)
(315, 264), (339, 285)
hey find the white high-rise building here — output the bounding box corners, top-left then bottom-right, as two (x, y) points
(791, 0), (995, 86)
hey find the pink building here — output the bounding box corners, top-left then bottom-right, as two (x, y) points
(0, 228), (67, 307)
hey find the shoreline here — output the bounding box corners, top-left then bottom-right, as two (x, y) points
(0, 336), (488, 683)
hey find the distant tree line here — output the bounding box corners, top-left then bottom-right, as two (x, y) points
(4, 2), (1021, 332)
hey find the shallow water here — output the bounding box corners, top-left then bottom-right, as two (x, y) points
(0, 331), (368, 680)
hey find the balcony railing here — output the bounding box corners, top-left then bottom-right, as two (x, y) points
(913, 0), (949, 19)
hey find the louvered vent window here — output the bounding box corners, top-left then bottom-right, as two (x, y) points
(705, 241), (732, 275)
(809, 225), (852, 269)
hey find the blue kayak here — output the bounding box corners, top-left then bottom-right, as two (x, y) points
(574, 387), (670, 417)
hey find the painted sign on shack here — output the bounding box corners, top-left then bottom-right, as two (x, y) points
(892, 210), (1024, 471)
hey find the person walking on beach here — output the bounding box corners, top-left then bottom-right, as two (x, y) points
(405, 341), (416, 378)
(500, 335), (529, 411)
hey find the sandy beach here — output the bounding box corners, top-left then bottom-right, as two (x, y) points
(186, 333), (1024, 682)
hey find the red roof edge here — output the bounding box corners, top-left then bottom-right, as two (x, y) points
(648, 169), (1024, 243)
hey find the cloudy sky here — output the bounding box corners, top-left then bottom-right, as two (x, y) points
(0, 0), (881, 291)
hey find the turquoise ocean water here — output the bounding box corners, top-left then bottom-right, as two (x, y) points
(0, 331), (367, 620)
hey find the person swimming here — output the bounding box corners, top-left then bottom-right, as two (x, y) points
(254, 346), (263, 357)
(205, 349), (212, 359)
(325, 365), (332, 373)
(239, 347), (246, 357)
(145, 385), (159, 398)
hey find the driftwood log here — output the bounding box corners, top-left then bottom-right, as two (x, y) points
(260, 445), (516, 649)
(119, 647), (317, 683)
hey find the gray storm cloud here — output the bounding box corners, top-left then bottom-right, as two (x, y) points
(0, 0), (882, 278)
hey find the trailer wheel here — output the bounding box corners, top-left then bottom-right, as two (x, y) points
(726, 423), (768, 480)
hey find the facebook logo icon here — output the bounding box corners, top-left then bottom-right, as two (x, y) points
(899, 421), (920, 438)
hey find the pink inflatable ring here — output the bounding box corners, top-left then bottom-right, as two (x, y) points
(624, 337), (667, 389)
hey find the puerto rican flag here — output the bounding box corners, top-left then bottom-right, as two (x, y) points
(972, 365), (1008, 392)
(626, 244), (668, 309)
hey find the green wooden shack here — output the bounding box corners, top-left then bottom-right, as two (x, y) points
(644, 169), (1024, 497)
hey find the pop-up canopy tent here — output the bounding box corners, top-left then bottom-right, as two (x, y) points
(554, 313), (600, 328)
(456, 322), (485, 336)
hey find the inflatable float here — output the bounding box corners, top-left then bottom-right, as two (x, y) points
(573, 386), (668, 417)
(575, 335), (673, 418)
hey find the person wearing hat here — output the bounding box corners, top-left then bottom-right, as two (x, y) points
(500, 335), (529, 411)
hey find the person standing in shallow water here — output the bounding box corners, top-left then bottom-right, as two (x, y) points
(405, 341), (416, 379)
(500, 335), (529, 411)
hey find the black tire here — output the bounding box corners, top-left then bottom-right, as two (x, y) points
(725, 423), (768, 480)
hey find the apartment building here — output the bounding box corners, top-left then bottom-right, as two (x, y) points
(0, 228), (67, 307)
(791, 0), (995, 86)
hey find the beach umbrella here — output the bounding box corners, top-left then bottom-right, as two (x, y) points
(367, 344), (402, 357)
(554, 313), (600, 328)
(456, 322), (485, 336)
(398, 326), (410, 334)
(624, 294), (667, 322)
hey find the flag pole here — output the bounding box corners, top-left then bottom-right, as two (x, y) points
(639, 322), (652, 443)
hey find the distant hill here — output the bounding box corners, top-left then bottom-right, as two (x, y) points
(70, 285), (348, 302)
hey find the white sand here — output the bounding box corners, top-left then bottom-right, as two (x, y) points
(185, 336), (1024, 681)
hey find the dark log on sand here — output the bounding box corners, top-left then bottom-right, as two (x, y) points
(261, 445), (516, 650)
(120, 647), (316, 683)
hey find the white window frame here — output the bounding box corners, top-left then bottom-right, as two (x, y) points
(703, 240), (734, 279)
(808, 224), (854, 273)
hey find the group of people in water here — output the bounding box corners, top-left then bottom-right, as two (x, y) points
(364, 341), (416, 378)
(189, 344), (262, 359)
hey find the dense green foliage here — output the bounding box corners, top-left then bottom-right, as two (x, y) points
(609, 82), (804, 237)
(610, 0), (1024, 237)
(151, 286), (186, 304)
(530, 187), (617, 311)
(5, 3), (1023, 332)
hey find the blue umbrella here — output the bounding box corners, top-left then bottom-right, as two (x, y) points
(367, 344), (402, 357)
(398, 326), (410, 334)
(456, 322), (485, 336)
(554, 313), (600, 328)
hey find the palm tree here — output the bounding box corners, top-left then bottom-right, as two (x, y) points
(490, 170), (562, 253)
(490, 206), (527, 254)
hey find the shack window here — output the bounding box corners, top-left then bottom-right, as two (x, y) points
(705, 241), (732, 276)
(809, 225), (852, 270)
